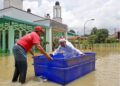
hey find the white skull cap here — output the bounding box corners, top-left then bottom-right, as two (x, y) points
(59, 38), (66, 43)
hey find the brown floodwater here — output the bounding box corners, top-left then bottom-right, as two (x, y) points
(0, 47), (120, 86)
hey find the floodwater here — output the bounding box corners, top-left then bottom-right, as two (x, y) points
(0, 47), (120, 86)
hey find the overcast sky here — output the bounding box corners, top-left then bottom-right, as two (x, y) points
(0, 0), (120, 35)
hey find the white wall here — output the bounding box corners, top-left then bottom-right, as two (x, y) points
(4, 0), (10, 8)
(34, 20), (50, 27)
(4, 0), (23, 9)
(0, 0), (3, 9)
(0, 7), (44, 22)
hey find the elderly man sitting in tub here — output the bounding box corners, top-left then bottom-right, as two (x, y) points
(52, 37), (84, 58)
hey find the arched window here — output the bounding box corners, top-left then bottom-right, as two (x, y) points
(14, 30), (19, 43)
(5, 30), (8, 50)
(22, 31), (26, 36)
(28, 31), (31, 33)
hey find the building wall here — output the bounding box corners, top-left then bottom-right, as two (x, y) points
(0, 22), (10, 52)
(34, 20), (50, 27)
(0, 7), (68, 53)
(4, 0), (23, 9)
(0, 7), (44, 22)
(0, 20), (34, 53)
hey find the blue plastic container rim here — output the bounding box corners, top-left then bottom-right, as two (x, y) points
(34, 55), (81, 61)
(33, 52), (96, 60)
(33, 58), (95, 68)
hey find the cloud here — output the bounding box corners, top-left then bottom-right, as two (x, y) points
(0, 0), (120, 35)
(23, 0), (54, 17)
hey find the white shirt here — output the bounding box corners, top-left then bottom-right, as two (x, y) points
(53, 41), (83, 58)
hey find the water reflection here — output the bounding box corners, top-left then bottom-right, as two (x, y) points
(0, 47), (120, 86)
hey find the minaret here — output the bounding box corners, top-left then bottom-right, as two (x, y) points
(53, 1), (62, 23)
(4, 0), (23, 9)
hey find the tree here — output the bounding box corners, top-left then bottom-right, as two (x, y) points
(105, 37), (118, 43)
(88, 35), (97, 44)
(91, 27), (97, 35)
(96, 29), (109, 43)
(90, 27), (109, 43)
(69, 29), (76, 33)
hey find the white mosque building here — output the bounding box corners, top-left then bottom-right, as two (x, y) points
(0, 0), (69, 53)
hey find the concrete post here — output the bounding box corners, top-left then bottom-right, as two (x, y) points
(2, 30), (5, 51)
(65, 32), (68, 39)
(46, 27), (52, 52)
(8, 26), (14, 54)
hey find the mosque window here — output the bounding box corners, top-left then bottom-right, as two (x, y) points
(22, 31), (26, 36)
(14, 30), (19, 43)
(5, 30), (8, 50)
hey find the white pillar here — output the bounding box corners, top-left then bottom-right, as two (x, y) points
(2, 30), (5, 51)
(46, 27), (52, 52)
(19, 30), (22, 38)
(8, 26), (14, 54)
(60, 7), (61, 17)
(65, 32), (68, 39)
(0, 31), (1, 48)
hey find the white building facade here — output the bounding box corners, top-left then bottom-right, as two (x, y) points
(0, 0), (68, 53)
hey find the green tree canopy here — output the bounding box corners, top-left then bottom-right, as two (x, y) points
(88, 35), (97, 43)
(91, 27), (97, 35)
(97, 28), (109, 43)
(69, 29), (76, 33)
(89, 27), (109, 43)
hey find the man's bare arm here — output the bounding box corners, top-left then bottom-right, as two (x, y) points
(29, 49), (34, 56)
(35, 43), (53, 60)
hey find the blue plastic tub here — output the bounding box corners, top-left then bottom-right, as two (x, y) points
(33, 52), (95, 68)
(34, 59), (95, 85)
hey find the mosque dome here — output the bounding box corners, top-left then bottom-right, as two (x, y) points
(55, 1), (60, 6)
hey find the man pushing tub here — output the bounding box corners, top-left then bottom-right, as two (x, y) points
(12, 26), (52, 84)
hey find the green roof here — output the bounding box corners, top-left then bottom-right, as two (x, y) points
(0, 15), (48, 29)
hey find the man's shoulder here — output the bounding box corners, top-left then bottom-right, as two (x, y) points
(30, 32), (39, 37)
(66, 41), (74, 47)
(66, 44), (74, 49)
(30, 32), (36, 35)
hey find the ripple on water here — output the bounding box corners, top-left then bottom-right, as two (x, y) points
(0, 48), (120, 86)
